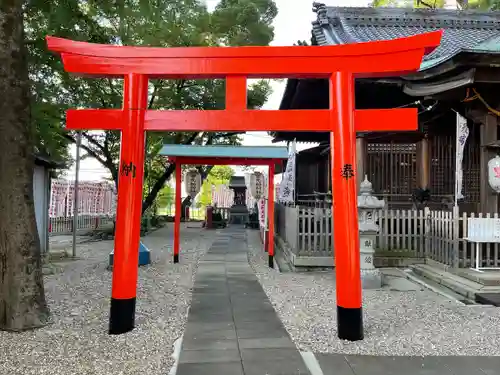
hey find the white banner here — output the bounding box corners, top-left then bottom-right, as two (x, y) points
(258, 198), (266, 228)
(278, 140), (296, 203)
(455, 112), (469, 204)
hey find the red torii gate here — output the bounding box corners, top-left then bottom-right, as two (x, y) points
(157, 144), (287, 266)
(47, 30), (442, 340)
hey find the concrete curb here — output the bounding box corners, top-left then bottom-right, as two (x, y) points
(300, 351), (324, 375)
(168, 334), (183, 375)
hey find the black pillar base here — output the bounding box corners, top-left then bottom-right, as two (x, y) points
(268, 255), (274, 268)
(173, 254), (179, 263)
(337, 305), (363, 341)
(109, 297), (136, 335)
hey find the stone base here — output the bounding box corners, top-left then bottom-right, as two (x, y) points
(109, 241), (151, 268)
(361, 268), (382, 289)
(229, 205), (249, 225)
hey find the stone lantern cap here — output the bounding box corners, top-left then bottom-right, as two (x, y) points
(358, 175), (385, 209)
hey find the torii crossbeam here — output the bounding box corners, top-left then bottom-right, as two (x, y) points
(47, 30), (442, 340)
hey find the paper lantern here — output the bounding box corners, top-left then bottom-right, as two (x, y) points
(488, 155), (500, 193)
(250, 172), (265, 199)
(184, 169), (201, 198)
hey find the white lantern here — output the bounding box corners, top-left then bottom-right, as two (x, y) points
(250, 172), (265, 199)
(488, 155), (500, 193)
(184, 169), (202, 198)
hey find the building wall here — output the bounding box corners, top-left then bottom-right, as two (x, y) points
(365, 130), (480, 210)
(292, 130), (481, 210)
(294, 152), (328, 199)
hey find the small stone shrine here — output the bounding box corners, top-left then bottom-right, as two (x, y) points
(358, 175), (385, 289)
(229, 176), (249, 225)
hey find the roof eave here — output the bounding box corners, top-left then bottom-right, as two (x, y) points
(34, 154), (65, 169)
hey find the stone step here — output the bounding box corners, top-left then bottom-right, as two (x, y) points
(410, 264), (500, 302)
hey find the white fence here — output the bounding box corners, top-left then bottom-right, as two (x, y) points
(49, 215), (115, 236)
(275, 204), (500, 268)
(50, 179), (115, 217)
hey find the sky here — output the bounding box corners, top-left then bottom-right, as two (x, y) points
(64, 0), (371, 181)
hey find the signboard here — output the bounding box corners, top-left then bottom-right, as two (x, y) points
(467, 218), (500, 242)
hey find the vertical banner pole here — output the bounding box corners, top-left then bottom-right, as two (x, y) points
(174, 162), (182, 263)
(109, 73), (148, 335)
(454, 112), (460, 207)
(330, 72), (363, 341)
(267, 162), (275, 268)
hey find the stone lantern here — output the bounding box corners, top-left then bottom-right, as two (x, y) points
(184, 169), (201, 199)
(250, 171), (265, 199)
(357, 175), (385, 289)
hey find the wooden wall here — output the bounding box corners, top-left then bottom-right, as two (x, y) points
(292, 128), (481, 211)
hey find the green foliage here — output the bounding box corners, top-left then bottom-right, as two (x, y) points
(26, 0), (277, 212)
(198, 165), (234, 207)
(211, 0), (278, 46)
(209, 165), (234, 181)
(371, 0), (445, 8)
(156, 184), (174, 208)
(462, 0), (500, 9)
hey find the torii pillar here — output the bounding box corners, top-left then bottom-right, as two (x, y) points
(46, 31), (442, 339)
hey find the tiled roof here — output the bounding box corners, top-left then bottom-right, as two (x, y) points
(159, 144), (288, 159)
(229, 176), (246, 187)
(312, 3), (500, 71)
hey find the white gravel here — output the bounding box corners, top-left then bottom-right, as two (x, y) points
(0, 224), (215, 375)
(246, 230), (500, 356)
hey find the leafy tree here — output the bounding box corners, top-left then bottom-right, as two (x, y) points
(0, 0), (49, 331)
(26, 0), (277, 214)
(209, 165), (234, 181)
(155, 184), (174, 209)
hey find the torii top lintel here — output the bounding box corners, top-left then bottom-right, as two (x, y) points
(47, 32), (441, 79)
(46, 31), (442, 134)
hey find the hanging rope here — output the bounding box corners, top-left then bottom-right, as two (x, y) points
(463, 88), (500, 117)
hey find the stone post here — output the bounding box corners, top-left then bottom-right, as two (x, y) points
(358, 175), (385, 289)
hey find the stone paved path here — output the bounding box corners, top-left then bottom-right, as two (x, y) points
(315, 353), (500, 374)
(176, 226), (500, 375)
(176, 226), (310, 375)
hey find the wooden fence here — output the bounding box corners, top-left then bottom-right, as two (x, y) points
(275, 203), (500, 268)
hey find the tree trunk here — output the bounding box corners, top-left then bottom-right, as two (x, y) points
(0, 0), (49, 331)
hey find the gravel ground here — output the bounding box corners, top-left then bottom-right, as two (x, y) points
(0, 224), (215, 375)
(246, 230), (500, 356)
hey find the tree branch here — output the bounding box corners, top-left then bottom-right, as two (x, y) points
(81, 131), (105, 152)
(141, 131), (200, 214)
(63, 132), (108, 167)
(148, 80), (161, 109)
(63, 132), (118, 185)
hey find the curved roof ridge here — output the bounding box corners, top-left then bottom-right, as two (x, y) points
(312, 3), (500, 70)
(316, 4), (500, 29)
